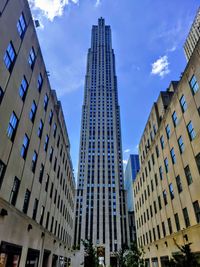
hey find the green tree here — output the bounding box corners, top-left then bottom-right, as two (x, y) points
(81, 239), (99, 267)
(124, 242), (145, 267)
(116, 244), (128, 267)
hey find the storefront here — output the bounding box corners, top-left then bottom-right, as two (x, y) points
(0, 242), (22, 267)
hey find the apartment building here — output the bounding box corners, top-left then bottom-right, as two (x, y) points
(0, 1), (75, 267)
(134, 39), (200, 266)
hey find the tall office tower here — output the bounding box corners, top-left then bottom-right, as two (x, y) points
(74, 18), (129, 266)
(184, 7), (200, 61)
(0, 1), (75, 266)
(124, 154), (140, 243)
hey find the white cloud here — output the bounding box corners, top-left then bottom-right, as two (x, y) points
(151, 55), (170, 78)
(124, 149), (130, 153)
(28, 0), (78, 21)
(166, 45), (177, 53)
(95, 0), (101, 7)
(123, 160), (128, 165)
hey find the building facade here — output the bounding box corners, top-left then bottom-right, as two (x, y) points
(124, 154), (140, 243)
(134, 38), (200, 266)
(0, 1), (75, 267)
(184, 7), (200, 62)
(74, 18), (129, 266)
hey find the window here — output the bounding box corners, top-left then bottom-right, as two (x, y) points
(164, 158), (169, 173)
(44, 135), (49, 152)
(0, 160), (6, 189)
(31, 151), (38, 173)
(162, 222), (166, 237)
(189, 75), (199, 94)
(158, 196), (162, 210)
(172, 111), (178, 127)
(32, 198), (38, 220)
(163, 190), (167, 205)
(10, 177), (20, 206)
(37, 73), (43, 92)
(195, 153), (200, 174)
(4, 42), (16, 71)
(184, 165), (193, 185)
(19, 76), (28, 101)
(45, 174), (49, 192)
(193, 201), (200, 223)
(155, 145), (159, 158)
(53, 123), (57, 137)
(159, 166), (163, 180)
(0, 87), (4, 104)
(38, 120), (44, 138)
(165, 124), (170, 139)
(168, 218), (173, 234)
(21, 134), (29, 159)
(29, 101), (37, 123)
(22, 189), (30, 214)
(160, 135), (164, 149)
(28, 47), (36, 69)
(49, 147), (54, 162)
(169, 183), (174, 199)
(187, 121), (196, 140)
(40, 206), (45, 225)
(180, 95), (187, 112)
(183, 207), (190, 227)
(39, 163), (44, 183)
(44, 94), (49, 111)
(174, 213), (180, 231)
(170, 148), (176, 164)
(176, 175), (182, 193)
(7, 112), (18, 141)
(178, 136), (184, 154)
(49, 110), (53, 125)
(17, 13), (26, 37)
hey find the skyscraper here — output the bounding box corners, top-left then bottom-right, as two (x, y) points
(74, 18), (129, 266)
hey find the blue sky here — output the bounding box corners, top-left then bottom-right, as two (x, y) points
(29, 0), (199, 175)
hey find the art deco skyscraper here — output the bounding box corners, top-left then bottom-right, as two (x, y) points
(74, 18), (129, 266)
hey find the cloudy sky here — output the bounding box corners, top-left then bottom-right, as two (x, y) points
(29, 0), (199, 174)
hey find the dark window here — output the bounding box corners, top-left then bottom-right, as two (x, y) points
(193, 201), (200, 223)
(164, 158), (169, 173)
(44, 135), (49, 151)
(187, 121), (196, 141)
(184, 165), (193, 185)
(172, 111), (178, 127)
(162, 222), (166, 237)
(54, 189), (57, 204)
(29, 101), (37, 123)
(32, 198), (38, 220)
(40, 206), (45, 225)
(22, 189), (30, 214)
(28, 47), (36, 69)
(169, 183), (174, 200)
(155, 173), (158, 186)
(158, 196), (162, 210)
(19, 76), (28, 101)
(156, 145), (159, 158)
(189, 75), (199, 94)
(7, 112), (18, 141)
(175, 213), (180, 231)
(31, 151), (38, 173)
(49, 110), (53, 125)
(163, 190), (167, 205)
(183, 207), (190, 227)
(10, 177), (20, 206)
(170, 148), (176, 164)
(53, 123), (57, 137)
(0, 160), (6, 189)
(39, 163), (44, 183)
(178, 136), (184, 154)
(180, 95), (187, 112)
(157, 225), (161, 239)
(159, 166), (163, 180)
(21, 134), (29, 159)
(168, 218), (173, 234)
(17, 13), (26, 37)
(44, 94), (49, 111)
(4, 42), (16, 71)
(160, 135), (164, 149)
(0, 87), (4, 104)
(45, 174), (49, 192)
(49, 147), (54, 162)
(46, 211), (50, 229)
(153, 201), (157, 214)
(176, 175), (182, 193)
(54, 157), (57, 171)
(50, 182), (53, 198)
(37, 73), (43, 92)
(165, 124), (170, 139)
(38, 120), (44, 138)
(195, 153), (200, 174)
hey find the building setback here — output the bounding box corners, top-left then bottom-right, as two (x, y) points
(124, 154), (140, 243)
(73, 18), (129, 266)
(0, 1), (75, 267)
(134, 37), (200, 266)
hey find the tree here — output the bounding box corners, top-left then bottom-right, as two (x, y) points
(168, 242), (200, 267)
(116, 244), (129, 267)
(124, 242), (145, 267)
(81, 239), (99, 267)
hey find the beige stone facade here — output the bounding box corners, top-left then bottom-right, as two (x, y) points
(134, 39), (200, 266)
(0, 1), (75, 266)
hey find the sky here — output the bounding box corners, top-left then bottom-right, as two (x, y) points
(29, 0), (199, 176)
